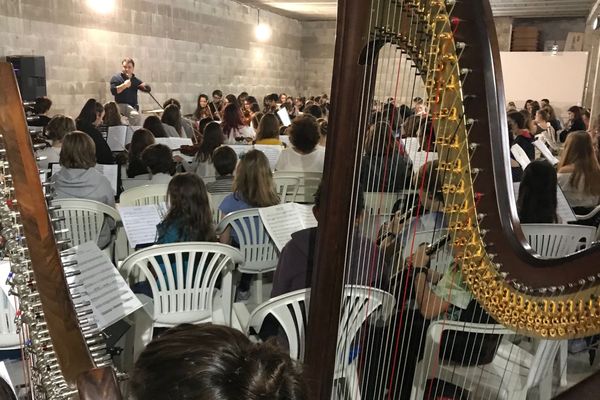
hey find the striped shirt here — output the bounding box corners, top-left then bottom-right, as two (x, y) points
(206, 176), (234, 194)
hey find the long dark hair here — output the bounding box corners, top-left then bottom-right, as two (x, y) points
(131, 323), (307, 400)
(76, 98), (103, 125)
(130, 128), (155, 160)
(161, 104), (182, 134)
(221, 103), (244, 138)
(161, 173), (215, 242)
(193, 94), (211, 120)
(197, 122), (224, 163)
(517, 160), (558, 223)
(256, 113), (280, 141)
(143, 115), (168, 138)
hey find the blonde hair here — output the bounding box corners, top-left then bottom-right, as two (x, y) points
(558, 131), (600, 196)
(233, 150), (279, 207)
(60, 131), (96, 169)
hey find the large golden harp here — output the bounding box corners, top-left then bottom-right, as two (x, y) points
(306, 0), (600, 398)
(0, 63), (122, 399)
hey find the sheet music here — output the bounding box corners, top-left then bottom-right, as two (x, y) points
(50, 164), (118, 194)
(279, 135), (291, 147)
(259, 203), (317, 251)
(0, 260), (18, 313)
(253, 144), (282, 169)
(510, 144), (531, 169)
(69, 242), (143, 330)
(402, 137), (420, 159)
(409, 151), (438, 174)
(107, 125), (127, 151)
(155, 137), (193, 150)
(126, 125), (141, 145)
(227, 144), (252, 159)
(0, 362), (16, 397)
(277, 108), (292, 126)
(532, 139), (559, 165)
(95, 164), (119, 194)
(513, 182), (576, 222)
(118, 203), (167, 247)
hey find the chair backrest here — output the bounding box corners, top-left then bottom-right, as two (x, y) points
(119, 242), (243, 326)
(217, 208), (279, 273)
(51, 198), (121, 247)
(273, 176), (300, 204)
(521, 223), (597, 257)
(246, 285), (395, 363)
(525, 339), (561, 390)
(273, 171), (322, 203)
(119, 184), (169, 206)
(208, 192), (232, 225)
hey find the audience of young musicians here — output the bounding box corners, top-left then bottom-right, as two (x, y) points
(24, 83), (600, 399)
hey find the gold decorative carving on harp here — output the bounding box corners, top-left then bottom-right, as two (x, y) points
(0, 63), (121, 399)
(306, 0), (600, 398)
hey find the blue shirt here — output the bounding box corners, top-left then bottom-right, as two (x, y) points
(219, 193), (253, 245)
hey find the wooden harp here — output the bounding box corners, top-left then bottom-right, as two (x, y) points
(0, 63), (121, 399)
(307, 0), (600, 398)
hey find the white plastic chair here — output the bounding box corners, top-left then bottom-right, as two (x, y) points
(273, 171), (322, 203)
(119, 242), (243, 360)
(411, 320), (559, 400)
(208, 192), (231, 225)
(521, 223), (596, 256)
(521, 223), (596, 387)
(574, 205), (600, 240)
(51, 198), (122, 261)
(273, 176), (300, 204)
(119, 184), (169, 206)
(217, 208), (279, 303)
(246, 285), (395, 400)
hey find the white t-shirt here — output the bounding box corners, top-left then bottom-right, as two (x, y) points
(275, 146), (325, 173)
(224, 125), (255, 144)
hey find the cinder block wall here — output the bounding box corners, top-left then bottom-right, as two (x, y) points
(0, 0), (304, 116)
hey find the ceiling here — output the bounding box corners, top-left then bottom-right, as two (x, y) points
(237, 0), (597, 20)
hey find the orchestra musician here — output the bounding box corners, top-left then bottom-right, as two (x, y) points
(109, 57), (151, 126)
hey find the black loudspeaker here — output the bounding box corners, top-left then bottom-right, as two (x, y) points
(6, 55), (47, 102)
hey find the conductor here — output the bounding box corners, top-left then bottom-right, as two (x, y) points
(110, 57), (151, 125)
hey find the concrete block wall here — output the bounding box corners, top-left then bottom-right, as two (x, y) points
(0, 0), (304, 116)
(300, 20), (335, 97)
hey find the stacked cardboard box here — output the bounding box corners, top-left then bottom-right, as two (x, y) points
(511, 26), (540, 51)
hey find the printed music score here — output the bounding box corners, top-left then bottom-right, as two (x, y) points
(510, 144), (531, 169)
(50, 163), (119, 194)
(154, 137), (194, 150)
(69, 242), (143, 331)
(253, 144), (282, 169)
(513, 182), (576, 222)
(259, 203), (317, 251)
(532, 139), (559, 165)
(107, 125), (139, 151)
(279, 135), (291, 147)
(277, 107), (292, 126)
(227, 144), (251, 160)
(118, 203), (167, 248)
(0, 362), (16, 397)
(0, 260), (17, 314)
